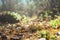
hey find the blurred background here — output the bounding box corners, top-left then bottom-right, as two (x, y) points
(0, 0), (60, 18)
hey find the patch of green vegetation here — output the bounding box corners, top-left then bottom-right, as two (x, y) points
(49, 17), (60, 28)
(50, 34), (56, 40)
(40, 30), (49, 38)
(21, 15), (30, 23)
(8, 11), (21, 20)
(0, 24), (2, 28)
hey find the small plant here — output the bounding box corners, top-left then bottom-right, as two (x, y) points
(21, 15), (30, 23)
(49, 17), (60, 28)
(8, 11), (21, 20)
(50, 34), (56, 40)
(40, 30), (49, 38)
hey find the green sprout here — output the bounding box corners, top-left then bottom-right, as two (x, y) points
(40, 30), (49, 38)
(49, 18), (60, 28)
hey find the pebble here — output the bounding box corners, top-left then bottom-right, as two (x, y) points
(38, 38), (46, 40)
(57, 32), (60, 35)
(10, 36), (19, 40)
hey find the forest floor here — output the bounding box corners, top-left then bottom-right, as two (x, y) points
(0, 18), (60, 40)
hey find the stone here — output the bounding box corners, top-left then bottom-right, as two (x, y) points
(38, 38), (46, 40)
(10, 36), (19, 40)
